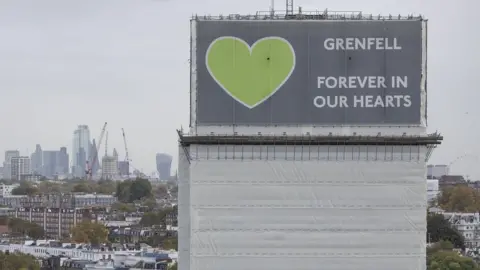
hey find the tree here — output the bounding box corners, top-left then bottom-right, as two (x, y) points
(11, 182), (38, 196)
(163, 237), (178, 250)
(139, 207), (176, 228)
(72, 183), (92, 193)
(117, 178), (153, 203)
(427, 241), (480, 270)
(0, 251), (40, 270)
(37, 181), (61, 194)
(111, 202), (136, 213)
(7, 218), (44, 239)
(71, 221), (109, 245)
(427, 213), (465, 249)
(96, 180), (117, 194)
(153, 184), (168, 198)
(438, 186), (480, 212)
(168, 262), (177, 270)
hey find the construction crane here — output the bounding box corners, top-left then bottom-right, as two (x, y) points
(121, 128), (131, 178)
(86, 122), (107, 181)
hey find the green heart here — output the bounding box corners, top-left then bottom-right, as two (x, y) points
(206, 36), (295, 109)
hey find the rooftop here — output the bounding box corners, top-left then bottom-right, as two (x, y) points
(192, 9), (424, 21)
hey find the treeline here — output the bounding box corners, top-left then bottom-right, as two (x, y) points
(0, 251), (40, 270)
(437, 185), (480, 212)
(9, 178), (171, 202)
(0, 217), (44, 239)
(427, 213), (480, 269)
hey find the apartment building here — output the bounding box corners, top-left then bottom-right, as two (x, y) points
(7, 207), (103, 239)
(0, 193), (117, 208)
(10, 156), (31, 181)
(0, 184), (19, 196)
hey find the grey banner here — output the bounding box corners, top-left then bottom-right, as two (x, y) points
(194, 20), (423, 125)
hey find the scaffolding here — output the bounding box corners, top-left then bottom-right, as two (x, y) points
(177, 130), (442, 163)
(191, 10), (424, 22)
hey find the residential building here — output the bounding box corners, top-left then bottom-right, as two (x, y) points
(438, 175), (466, 189)
(7, 207), (93, 239)
(3, 150), (19, 179)
(156, 153), (172, 180)
(73, 193), (117, 207)
(0, 193), (117, 208)
(0, 183), (19, 196)
(443, 212), (480, 248)
(72, 125), (91, 177)
(10, 156), (30, 181)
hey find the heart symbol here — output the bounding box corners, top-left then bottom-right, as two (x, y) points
(206, 36), (296, 109)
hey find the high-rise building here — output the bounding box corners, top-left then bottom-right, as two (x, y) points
(156, 153), (172, 180)
(43, 151), (59, 178)
(58, 147), (69, 175)
(3, 150), (20, 180)
(102, 156), (118, 180)
(72, 125), (91, 177)
(118, 161), (130, 176)
(30, 144), (43, 175)
(10, 156), (30, 181)
(91, 139), (100, 176)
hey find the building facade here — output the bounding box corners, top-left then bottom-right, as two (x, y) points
(0, 193), (117, 208)
(0, 184), (19, 196)
(3, 150), (20, 180)
(10, 156), (31, 181)
(30, 144), (43, 175)
(102, 156), (118, 180)
(8, 208), (94, 239)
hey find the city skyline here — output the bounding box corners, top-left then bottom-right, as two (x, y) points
(0, 124), (174, 177)
(0, 0), (479, 176)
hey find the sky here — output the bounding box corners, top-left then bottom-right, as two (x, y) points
(0, 0), (479, 177)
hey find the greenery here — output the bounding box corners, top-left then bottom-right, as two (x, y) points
(111, 202), (136, 213)
(7, 218), (44, 239)
(117, 178), (153, 203)
(437, 185), (480, 212)
(70, 221), (109, 245)
(0, 251), (40, 270)
(11, 181), (39, 196)
(139, 206), (176, 227)
(427, 241), (480, 270)
(427, 213), (465, 249)
(168, 262), (177, 270)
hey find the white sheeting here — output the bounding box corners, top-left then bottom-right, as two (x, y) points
(179, 145), (427, 270)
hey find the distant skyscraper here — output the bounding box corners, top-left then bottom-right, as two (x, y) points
(3, 150), (20, 180)
(10, 156), (30, 181)
(118, 161), (130, 176)
(156, 153), (172, 180)
(91, 139), (100, 176)
(30, 144), (43, 175)
(43, 151), (59, 178)
(58, 147), (69, 175)
(72, 125), (91, 177)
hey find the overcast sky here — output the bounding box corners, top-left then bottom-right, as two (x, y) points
(0, 0), (479, 177)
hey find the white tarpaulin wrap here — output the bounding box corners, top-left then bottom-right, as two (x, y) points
(178, 145), (427, 270)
